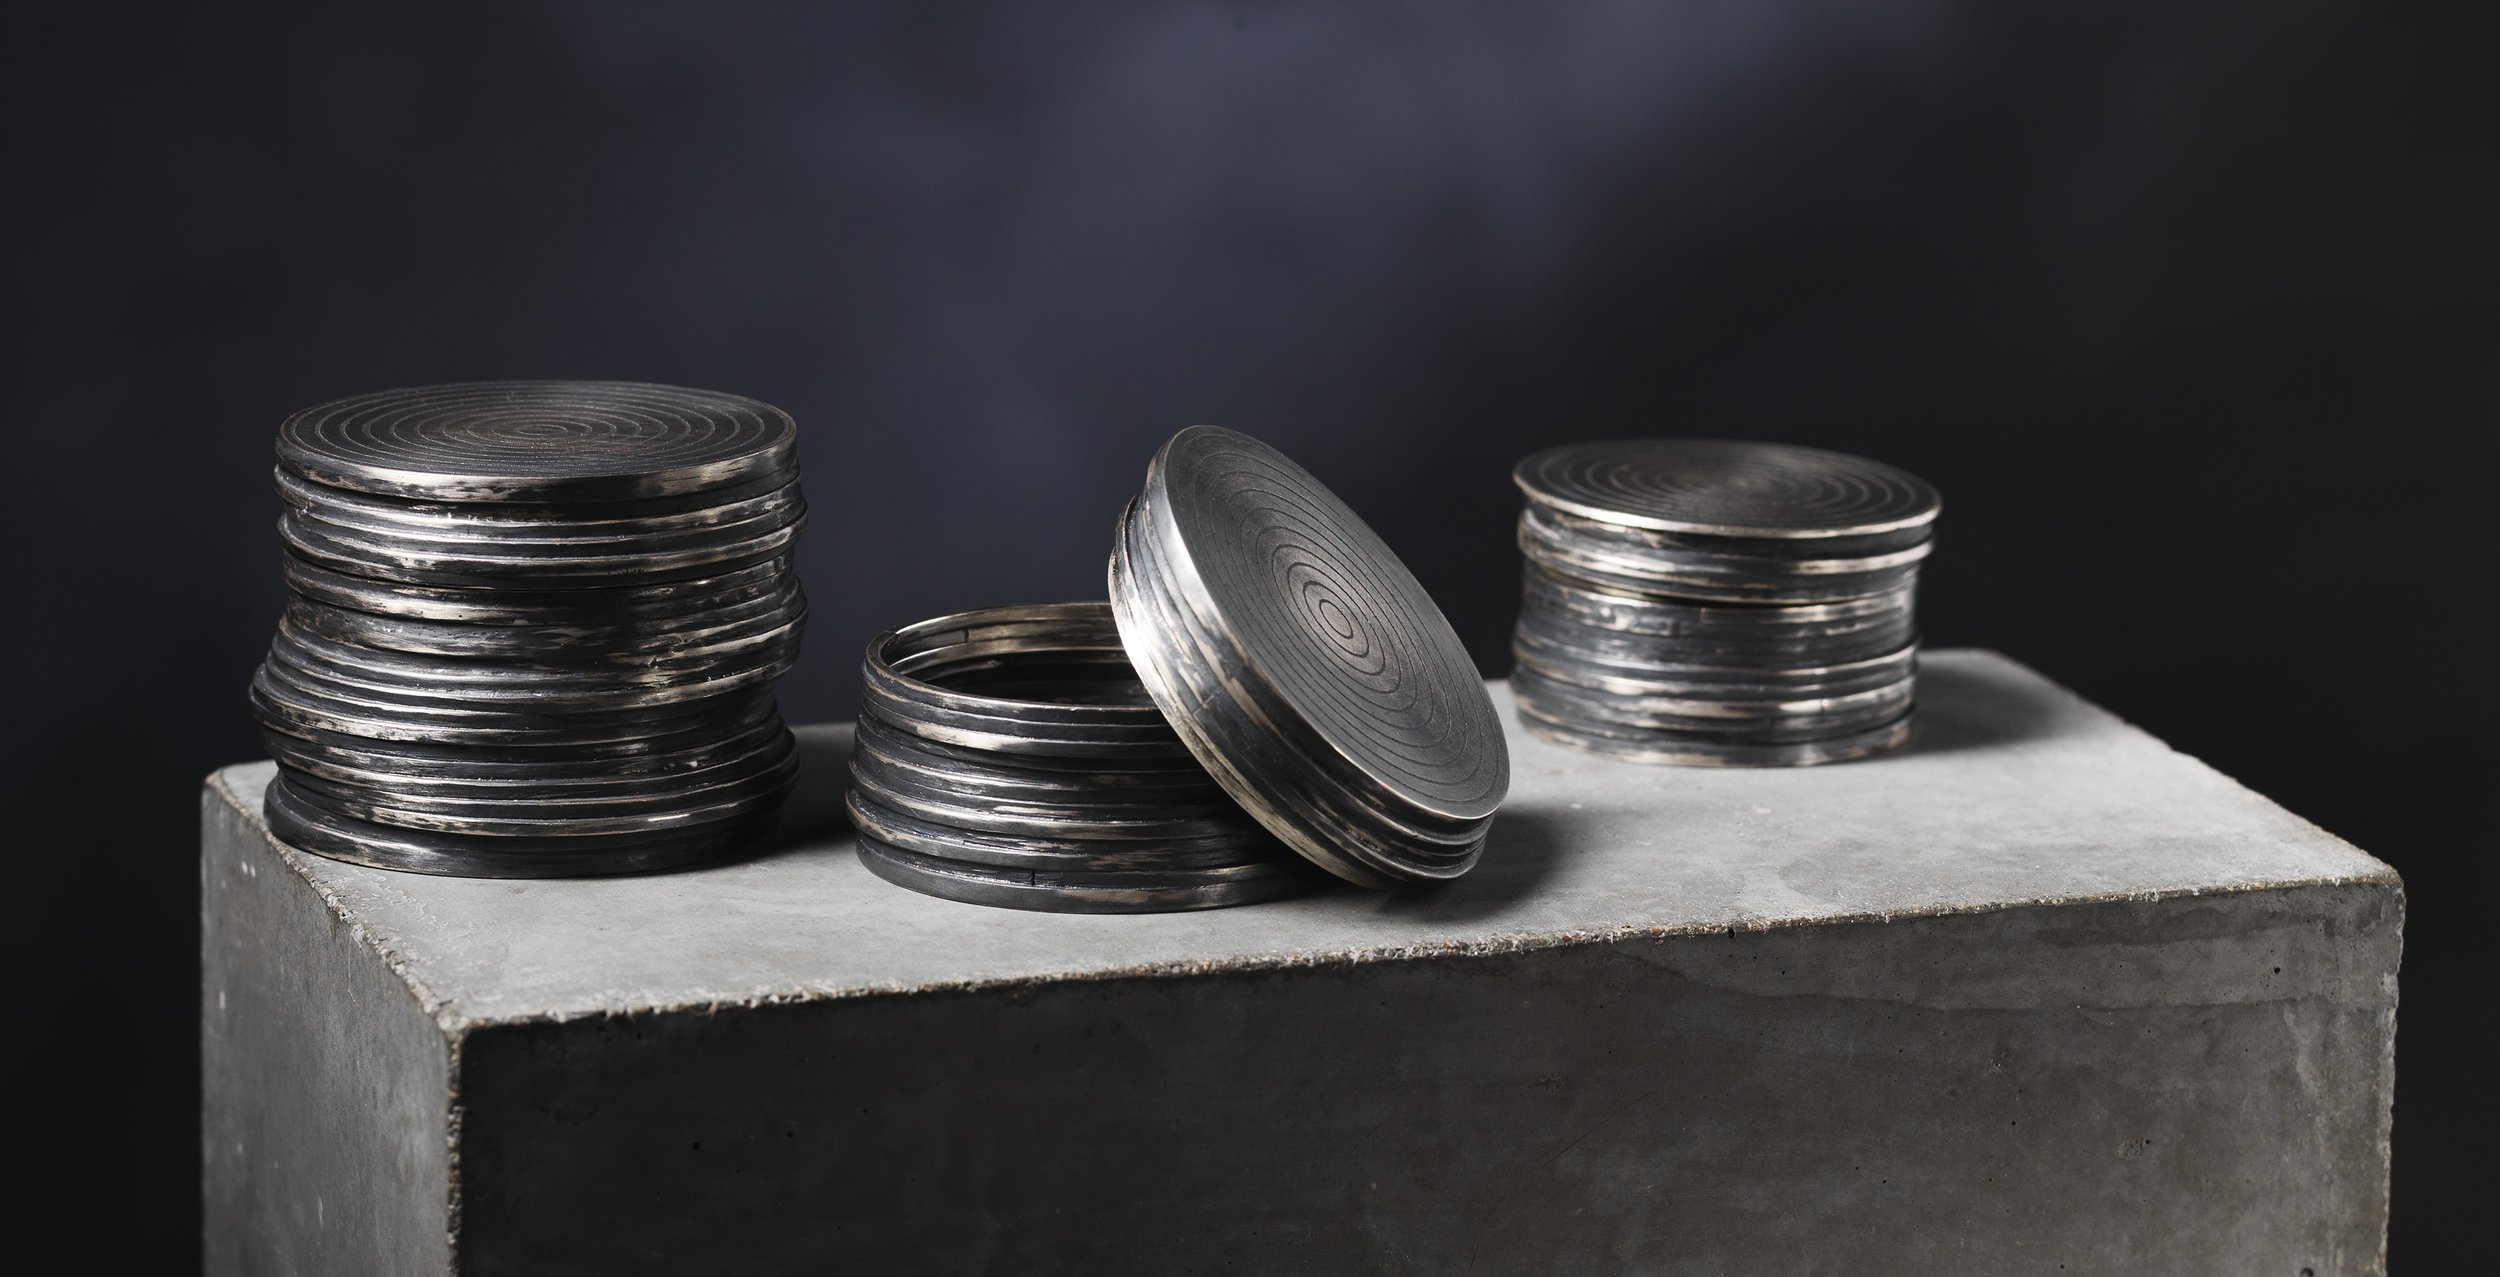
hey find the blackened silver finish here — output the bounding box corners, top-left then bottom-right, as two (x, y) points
(249, 381), (807, 876)
(1509, 691), (1915, 768)
(847, 602), (1316, 913)
(277, 381), (797, 504)
(1517, 505), (1928, 604)
(264, 774), (792, 877)
(1513, 439), (1940, 538)
(280, 552), (794, 626)
(284, 579), (806, 662)
(1517, 566), (1914, 664)
(1109, 427), (1510, 889)
(1510, 439), (1937, 767)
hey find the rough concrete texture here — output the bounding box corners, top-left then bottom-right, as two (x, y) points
(201, 650), (2401, 1274)
(202, 785), (451, 1275)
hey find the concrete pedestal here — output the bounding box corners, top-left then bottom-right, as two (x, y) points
(202, 650), (2400, 1275)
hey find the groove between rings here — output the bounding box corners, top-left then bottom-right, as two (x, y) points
(847, 601), (1314, 913)
(249, 382), (808, 877)
(1510, 440), (1937, 767)
(1108, 428), (1509, 888)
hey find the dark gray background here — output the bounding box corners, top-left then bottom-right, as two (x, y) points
(4, 2), (2487, 1267)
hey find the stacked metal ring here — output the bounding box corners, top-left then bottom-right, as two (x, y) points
(1510, 439), (1939, 767)
(847, 603), (1316, 912)
(1111, 426), (1510, 887)
(248, 381), (808, 876)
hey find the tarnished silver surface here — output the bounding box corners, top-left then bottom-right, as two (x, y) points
(1513, 438), (1940, 538)
(278, 492), (804, 588)
(281, 552), (795, 626)
(268, 615), (801, 705)
(249, 381), (807, 877)
(261, 713), (793, 793)
(276, 381), (797, 504)
(1509, 664), (1916, 734)
(1509, 692), (1915, 768)
(285, 580), (805, 662)
(264, 775), (790, 877)
(852, 837), (1311, 914)
(1510, 622), (1900, 694)
(847, 602), (1314, 913)
(1110, 427), (1509, 888)
(1510, 439), (1935, 768)
(1517, 565), (1913, 664)
(1517, 505), (1927, 604)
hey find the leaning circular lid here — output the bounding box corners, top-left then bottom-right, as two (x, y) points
(1513, 439), (1940, 538)
(277, 381), (798, 504)
(1109, 426), (1509, 887)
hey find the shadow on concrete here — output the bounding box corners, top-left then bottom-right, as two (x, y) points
(1901, 655), (2064, 756)
(1369, 805), (1572, 923)
(738, 724), (856, 862)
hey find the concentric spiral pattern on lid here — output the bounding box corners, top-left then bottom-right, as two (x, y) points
(1516, 439), (1940, 538)
(1112, 426), (1508, 887)
(277, 381), (797, 504)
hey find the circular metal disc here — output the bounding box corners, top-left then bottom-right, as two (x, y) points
(844, 787), (1278, 871)
(285, 583), (805, 662)
(251, 662), (782, 746)
(266, 775), (785, 878)
(1508, 662), (1916, 733)
(253, 692), (786, 769)
(1111, 426), (1508, 887)
(274, 469), (806, 540)
(279, 552), (793, 626)
(851, 818), (1315, 915)
(860, 603), (1192, 760)
(853, 717), (1244, 837)
(252, 381), (809, 876)
(1518, 564), (1913, 655)
(277, 381), (797, 504)
(1512, 697), (1914, 768)
(281, 733), (801, 837)
(1508, 438), (1933, 769)
(1516, 506), (1927, 604)
(1514, 439), (1940, 538)
(261, 714), (794, 793)
(844, 600), (1307, 913)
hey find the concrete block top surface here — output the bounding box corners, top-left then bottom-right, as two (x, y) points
(206, 650), (2394, 1028)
